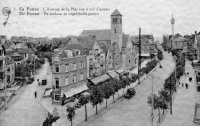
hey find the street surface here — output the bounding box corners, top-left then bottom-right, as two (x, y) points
(0, 59), (50, 126)
(159, 60), (200, 126)
(86, 49), (175, 126)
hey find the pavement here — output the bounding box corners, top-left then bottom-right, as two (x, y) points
(0, 59), (50, 126)
(159, 59), (200, 126)
(85, 48), (175, 126)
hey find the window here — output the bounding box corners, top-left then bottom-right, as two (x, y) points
(73, 63), (76, 70)
(65, 64), (68, 72)
(80, 61), (84, 68)
(80, 73), (83, 81)
(7, 75), (10, 83)
(113, 18), (117, 23)
(65, 77), (68, 85)
(73, 75), (76, 83)
(114, 29), (117, 34)
(129, 60), (130, 63)
(120, 19), (122, 24)
(55, 65), (59, 72)
(75, 50), (80, 56)
(55, 78), (59, 88)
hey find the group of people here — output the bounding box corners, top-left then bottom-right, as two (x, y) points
(179, 72), (191, 90)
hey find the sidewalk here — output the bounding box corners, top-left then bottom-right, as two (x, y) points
(159, 60), (200, 126)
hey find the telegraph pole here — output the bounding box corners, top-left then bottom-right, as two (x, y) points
(170, 75), (172, 115)
(138, 28), (141, 84)
(151, 46), (154, 126)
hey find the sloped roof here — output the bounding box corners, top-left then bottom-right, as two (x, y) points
(96, 41), (111, 54)
(111, 9), (122, 16)
(122, 34), (129, 48)
(80, 29), (111, 41)
(174, 36), (187, 42)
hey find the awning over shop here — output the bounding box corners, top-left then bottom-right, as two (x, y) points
(63, 82), (88, 98)
(107, 70), (119, 79)
(141, 53), (150, 57)
(73, 83), (88, 94)
(90, 74), (111, 85)
(115, 69), (125, 74)
(63, 89), (74, 98)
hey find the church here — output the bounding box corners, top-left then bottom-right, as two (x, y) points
(80, 9), (138, 73)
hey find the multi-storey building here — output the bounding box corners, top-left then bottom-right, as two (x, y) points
(52, 43), (88, 103)
(0, 36), (6, 89)
(5, 55), (15, 87)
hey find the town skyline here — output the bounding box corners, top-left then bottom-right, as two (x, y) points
(0, 0), (200, 39)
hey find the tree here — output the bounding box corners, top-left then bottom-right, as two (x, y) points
(130, 73), (138, 83)
(66, 106), (75, 126)
(89, 86), (104, 114)
(158, 89), (170, 114)
(78, 95), (89, 121)
(157, 49), (163, 60)
(42, 112), (60, 126)
(147, 94), (162, 122)
(102, 82), (114, 108)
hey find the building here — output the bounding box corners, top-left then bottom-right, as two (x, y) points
(5, 55), (15, 87)
(81, 9), (138, 73)
(172, 36), (188, 50)
(196, 35), (200, 61)
(0, 37), (6, 89)
(132, 34), (155, 57)
(52, 43), (88, 103)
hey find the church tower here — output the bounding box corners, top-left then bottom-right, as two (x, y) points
(111, 9), (123, 52)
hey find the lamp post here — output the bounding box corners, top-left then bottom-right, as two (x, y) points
(150, 44), (154, 126)
(138, 28), (141, 84)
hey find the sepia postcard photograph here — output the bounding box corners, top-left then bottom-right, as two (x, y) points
(0, 0), (200, 126)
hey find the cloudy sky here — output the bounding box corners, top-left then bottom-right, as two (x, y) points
(0, 0), (200, 39)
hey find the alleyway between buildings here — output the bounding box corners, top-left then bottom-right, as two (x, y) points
(0, 59), (50, 126)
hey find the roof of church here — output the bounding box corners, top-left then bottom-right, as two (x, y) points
(111, 9), (122, 16)
(80, 29), (111, 41)
(122, 34), (129, 48)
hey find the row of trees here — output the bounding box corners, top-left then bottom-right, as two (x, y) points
(15, 58), (45, 78)
(66, 59), (159, 126)
(147, 50), (185, 122)
(139, 59), (158, 76)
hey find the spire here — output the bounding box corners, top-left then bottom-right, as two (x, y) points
(111, 9), (122, 16)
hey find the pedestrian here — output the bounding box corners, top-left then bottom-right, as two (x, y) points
(186, 83), (188, 89)
(34, 91), (37, 98)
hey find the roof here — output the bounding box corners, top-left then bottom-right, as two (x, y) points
(89, 74), (111, 85)
(96, 41), (111, 54)
(174, 36), (187, 42)
(107, 70), (119, 79)
(61, 43), (85, 58)
(111, 9), (122, 16)
(122, 34), (129, 48)
(80, 29), (111, 41)
(12, 52), (21, 57)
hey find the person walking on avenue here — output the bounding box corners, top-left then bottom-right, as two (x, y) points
(186, 83), (188, 89)
(34, 91), (37, 98)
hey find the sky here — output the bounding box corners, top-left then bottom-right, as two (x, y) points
(0, 0), (200, 39)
